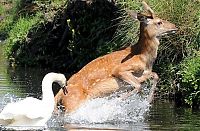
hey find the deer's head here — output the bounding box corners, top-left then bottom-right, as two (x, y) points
(128, 1), (177, 39)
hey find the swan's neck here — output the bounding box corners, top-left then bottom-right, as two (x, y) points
(42, 83), (54, 104)
(41, 76), (55, 106)
(41, 73), (65, 108)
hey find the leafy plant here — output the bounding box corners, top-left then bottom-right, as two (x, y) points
(178, 53), (200, 107)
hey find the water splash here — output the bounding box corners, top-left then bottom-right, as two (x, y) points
(0, 85), (152, 130)
(0, 93), (40, 113)
(0, 94), (19, 110)
(64, 85), (151, 124)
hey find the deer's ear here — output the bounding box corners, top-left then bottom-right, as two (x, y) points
(142, 1), (155, 19)
(127, 10), (152, 25)
(137, 13), (152, 24)
(127, 10), (138, 20)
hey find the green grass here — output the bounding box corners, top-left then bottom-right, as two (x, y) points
(148, 0), (200, 96)
(51, 0), (68, 8)
(0, 0), (21, 38)
(0, 4), (5, 15)
(4, 12), (42, 57)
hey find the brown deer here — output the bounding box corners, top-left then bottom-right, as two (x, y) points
(54, 1), (177, 113)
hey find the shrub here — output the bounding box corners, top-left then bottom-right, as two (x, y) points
(2, 0), (68, 66)
(178, 53), (200, 108)
(3, 0), (120, 71)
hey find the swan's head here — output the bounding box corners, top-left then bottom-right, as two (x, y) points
(54, 73), (68, 95)
(43, 72), (68, 95)
(55, 74), (66, 87)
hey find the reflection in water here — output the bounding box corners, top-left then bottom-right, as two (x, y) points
(147, 100), (200, 130)
(0, 43), (47, 98)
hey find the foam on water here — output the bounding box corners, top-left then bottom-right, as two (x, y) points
(0, 93), (20, 110)
(64, 86), (151, 124)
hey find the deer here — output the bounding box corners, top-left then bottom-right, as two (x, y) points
(54, 1), (177, 113)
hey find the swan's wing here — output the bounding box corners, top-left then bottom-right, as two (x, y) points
(0, 97), (46, 121)
(18, 97), (48, 119)
(0, 100), (27, 125)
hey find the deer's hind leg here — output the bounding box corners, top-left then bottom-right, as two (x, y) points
(87, 77), (120, 99)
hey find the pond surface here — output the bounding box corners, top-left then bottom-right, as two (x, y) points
(0, 42), (200, 131)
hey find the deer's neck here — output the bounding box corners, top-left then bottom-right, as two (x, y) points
(132, 31), (160, 68)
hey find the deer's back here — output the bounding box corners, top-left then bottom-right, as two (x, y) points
(68, 47), (132, 89)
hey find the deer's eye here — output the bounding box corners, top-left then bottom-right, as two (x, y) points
(157, 21), (163, 25)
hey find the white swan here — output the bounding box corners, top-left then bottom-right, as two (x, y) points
(0, 72), (67, 129)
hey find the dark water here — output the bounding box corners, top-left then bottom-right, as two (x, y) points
(1, 43), (200, 131)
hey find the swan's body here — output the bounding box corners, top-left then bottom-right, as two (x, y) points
(0, 72), (66, 128)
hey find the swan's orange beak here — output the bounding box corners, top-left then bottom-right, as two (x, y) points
(62, 86), (68, 95)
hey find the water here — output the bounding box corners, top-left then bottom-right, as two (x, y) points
(1, 42), (200, 130)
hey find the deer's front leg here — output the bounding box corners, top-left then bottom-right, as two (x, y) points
(147, 72), (159, 103)
(112, 63), (145, 92)
(137, 71), (159, 103)
(112, 69), (142, 100)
